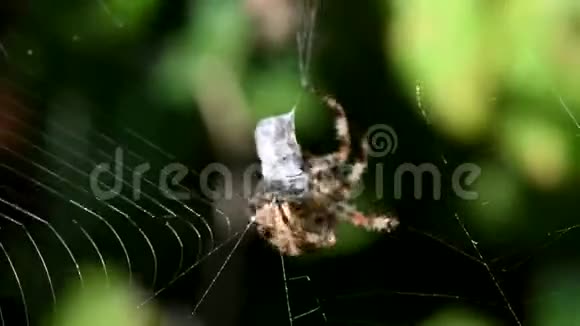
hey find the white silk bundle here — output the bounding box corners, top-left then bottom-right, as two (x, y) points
(254, 108), (309, 196)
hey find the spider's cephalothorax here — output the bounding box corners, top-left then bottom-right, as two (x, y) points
(251, 196), (338, 256)
(250, 90), (399, 256)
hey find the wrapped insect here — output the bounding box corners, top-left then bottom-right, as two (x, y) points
(253, 108), (309, 197)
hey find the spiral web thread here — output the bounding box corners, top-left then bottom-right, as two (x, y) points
(0, 76), (258, 325)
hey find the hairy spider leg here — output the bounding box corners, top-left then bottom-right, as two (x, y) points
(335, 202), (399, 232)
(345, 139), (369, 187)
(309, 87), (351, 163)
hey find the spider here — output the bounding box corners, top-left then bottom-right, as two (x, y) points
(249, 89), (399, 256)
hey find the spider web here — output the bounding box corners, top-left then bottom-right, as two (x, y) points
(0, 82), (573, 326)
(0, 76), (258, 325)
(1, 1), (580, 326)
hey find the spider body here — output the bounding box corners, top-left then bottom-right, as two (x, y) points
(250, 91), (399, 256)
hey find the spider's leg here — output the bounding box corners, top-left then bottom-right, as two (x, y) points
(337, 202), (399, 232)
(310, 88), (351, 162)
(345, 138), (369, 187)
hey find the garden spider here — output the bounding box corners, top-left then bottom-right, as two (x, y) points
(249, 89), (399, 256)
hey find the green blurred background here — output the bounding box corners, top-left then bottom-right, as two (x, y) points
(1, 0), (580, 325)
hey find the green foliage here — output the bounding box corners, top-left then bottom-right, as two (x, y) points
(389, 0), (580, 189)
(421, 307), (498, 326)
(46, 266), (155, 326)
(531, 264), (580, 326)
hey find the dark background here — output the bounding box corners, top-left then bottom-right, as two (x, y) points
(1, 1), (579, 325)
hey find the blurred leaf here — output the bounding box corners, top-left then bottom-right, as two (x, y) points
(501, 112), (571, 189)
(530, 263), (580, 326)
(502, 0), (580, 110)
(46, 266), (155, 326)
(421, 307), (499, 326)
(45, 0), (160, 43)
(473, 161), (521, 230)
(153, 0), (251, 106)
(389, 0), (495, 142)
